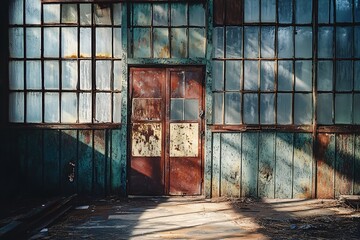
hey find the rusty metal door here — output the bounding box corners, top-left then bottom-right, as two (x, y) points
(129, 67), (204, 196)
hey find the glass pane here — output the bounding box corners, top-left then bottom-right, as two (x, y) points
(278, 60), (293, 91)
(213, 27), (224, 58)
(244, 61), (258, 90)
(171, 99), (184, 120)
(355, 27), (360, 57)
(96, 61), (111, 90)
(114, 61), (122, 91)
(260, 94), (275, 124)
(189, 28), (206, 58)
(336, 0), (353, 22)
(296, 0), (312, 24)
(226, 27), (242, 58)
(261, 61), (275, 91)
(133, 28), (151, 58)
(9, 28), (24, 58)
(277, 93), (292, 124)
(95, 4), (111, 25)
(80, 4), (91, 25)
(25, 0), (40, 24)
(26, 28), (41, 58)
(318, 0), (333, 24)
(9, 92), (24, 122)
(244, 0), (259, 22)
(171, 3), (187, 26)
(96, 93), (111, 122)
(213, 93), (223, 124)
(278, 27), (294, 58)
(113, 93), (122, 123)
(114, 28), (122, 58)
(44, 61), (59, 90)
(278, 0), (293, 23)
(261, 26), (275, 58)
(9, 0), (23, 25)
(61, 4), (77, 24)
(335, 94), (352, 123)
(26, 61), (41, 90)
(171, 28), (188, 58)
(153, 28), (170, 58)
(295, 61), (312, 91)
(355, 61), (360, 90)
(62, 61), (78, 90)
(225, 92), (241, 124)
(43, 4), (60, 24)
(336, 27), (353, 58)
(244, 27), (259, 58)
(318, 27), (334, 58)
(80, 60), (92, 90)
(113, 3), (122, 26)
(153, 3), (168, 26)
(171, 71), (185, 98)
(336, 61), (353, 91)
(243, 93), (258, 124)
(27, 92), (42, 123)
(45, 93), (59, 123)
(295, 27), (312, 58)
(212, 61), (224, 91)
(226, 61), (241, 91)
(294, 93), (312, 124)
(61, 93), (78, 123)
(184, 99), (199, 120)
(9, 61), (24, 90)
(261, 0), (276, 22)
(62, 28), (78, 58)
(317, 93), (333, 124)
(356, 0), (360, 22)
(96, 28), (112, 57)
(80, 28), (91, 58)
(44, 28), (59, 57)
(79, 93), (92, 123)
(133, 3), (151, 26)
(317, 61), (333, 91)
(189, 4), (205, 26)
(354, 94), (360, 123)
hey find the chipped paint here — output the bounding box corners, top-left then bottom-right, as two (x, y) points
(170, 123), (199, 157)
(132, 123), (162, 157)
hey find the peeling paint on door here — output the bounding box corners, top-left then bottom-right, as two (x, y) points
(132, 123), (162, 157)
(170, 123), (198, 157)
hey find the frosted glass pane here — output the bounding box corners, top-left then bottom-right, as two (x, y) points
(213, 27), (224, 58)
(244, 0), (259, 22)
(61, 93), (78, 123)
(225, 61), (241, 91)
(96, 28), (112, 57)
(9, 92), (24, 122)
(171, 28), (188, 58)
(62, 61), (78, 90)
(96, 93), (111, 122)
(9, 28), (24, 58)
(62, 4), (77, 24)
(26, 61), (41, 90)
(355, 61), (360, 90)
(317, 93), (333, 124)
(335, 94), (352, 123)
(336, 27), (353, 58)
(80, 60), (92, 90)
(133, 4), (151, 26)
(225, 93), (241, 124)
(226, 27), (242, 58)
(261, 26), (275, 58)
(354, 94), (360, 123)
(212, 61), (224, 91)
(44, 28), (59, 58)
(261, 0), (276, 22)
(278, 27), (294, 58)
(295, 61), (312, 91)
(62, 28), (78, 58)
(27, 92), (42, 123)
(294, 93), (312, 125)
(113, 3), (122, 26)
(26, 28), (41, 58)
(43, 4), (60, 23)
(355, 27), (360, 57)
(295, 27), (312, 58)
(244, 27), (259, 58)
(95, 4), (111, 25)
(25, 0), (40, 24)
(80, 28), (92, 58)
(336, 0), (353, 22)
(189, 4), (205, 26)
(189, 28), (206, 58)
(318, 27), (334, 58)
(171, 3), (187, 26)
(243, 94), (258, 124)
(318, 0), (334, 24)
(244, 61), (258, 90)
(9, 0), (23, 25)
(113, 93), (122, 123)
(9, 61), (24, 90)
(114, 28), (122, 58)
(45, 93), (59, 123)
(278, 0), (293, 23)
(261, 61), (275, 91)
(153, 4), (168, 26)
(260, 94), (275, 124)
(296, 0), (312, 24)
(133, 28), (151, 58)
(336, 61), (353, 91)
(277, 93), (292, 124)
(96, 61), (111, 90)
(114, 61), (122, 91)
(356, 0), (360, 22)
(80, 4), (91, 25)
(153, 28), (170, 58)
(79, 93), (92, 123)
(213, 93), (223, 124)
(44, 61), (59, 90)
(278, 61), (293, 91)
(171, 99), (184, 120)
(318, 61), (333, 91)
(184, 99), (199, 120)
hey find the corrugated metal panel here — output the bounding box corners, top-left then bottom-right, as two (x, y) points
(27, 130), (43, 194)
(258, 132), (275, 198)
(94, 130), (106, 195)
(355, 135), (360, 195)
(275, 133), (293, 198)
(111, 129), (122, 195)
(242, 132), (258, 197)
(78, 130), (94, 194)
(61, 130), (77, 194)
(43, 130), (60, 194)
(211, 133), (221, 198)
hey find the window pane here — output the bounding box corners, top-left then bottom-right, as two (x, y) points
(277, 93), (292, 124)
(226, 27), (242, 58)
(25, 0), (41, 24)
(133, 28), (151, 58)
(62, 4), (77, 24)
(189, 28), (206, 58)
(114, 28), (122, 58)
(225, 92), (241, 124)
(260, 94), (275, 124)
(244, 61), (258, 90)
(336, 27), (353, 58)
(44, 61), (59, 90)
(9, 28), (24, 58)
(278, 0), (293, 23)
(244, 27), (259, 58)
(96, 61), (111, 90)
(96, 93), (111, 122)
(184, 99), (199, 120)
(113, 93), (122, 123)
(80, 28), (92, 58)
(278, 60), (293, 91)
(261, 0), (276, 22)
(80, 60), (92, 90)
(356, 0), (360, 22)
(335, 94), (352, 123)
(336, 61), (353, 91)
(213, 93), (223, 124)
(44, 28), (59, 57)
(354, 94), (360, 123)
(212, 61), (224, 91)
(317, 93), (333, 124)
(43, 4), (60, 24)
(336, 0), (353, 22)
(9, 0), (23, 25)
(260, 61), (275, 91)
(171, 99), (184, 120)
(80, 4), (91, 25)
(355, 26), (360, 57)
(26, 28), (41, 58)
(189, 4), (205, 26)
(61, 93), (78, 123)
(114, 61), (122, 91)
(9, 92), (24, 122)
(133, 3), (151, 26)
(62, 27), (78, 58)
(79, 93), (92, 123)
(171, 3), (187, 26)
(296, 0), (312, 24)
(318, 27), (334, 58)
(26, 61), (42, 90)
(225, 61), (241, 91)
(27, 92), (42, 123)
(114, 3), (122, 26)
(213, 27), (224, 58)
(295, 27), (312, 58)
(278, 27), (294, 58)
(355, 61), (360, 90)
(9, 61), (24, 90)
(171, 28), (188, 58)
(244, 0), (259, 22)
(45, 93), (59, 123)
(62, 61), (78, 90)
(96, 28), (112, 57)
(261, 26), (275, 58)
(152, 3), (168, 26)
(95, 4), (111, 25)
(295, 61), (312, 91)
(317, 61), (333, 91)
(153, 28), (170, 58)
(294, 93), (312, 124)
(243, 93), (258, 124)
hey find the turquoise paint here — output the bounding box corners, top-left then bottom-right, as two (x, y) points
(43, 130), (60, 195)
(241, 132), (259, 197)
(355, 135), (360, 195)
(258, 132), (276, 198)
(60, 130), (77, 194)
(78, 130), (93, 194)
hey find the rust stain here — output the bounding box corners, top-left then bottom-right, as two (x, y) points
(64, 54), (78, 58)
(158, 46), (170, 58)
(95, 54), (112, 58)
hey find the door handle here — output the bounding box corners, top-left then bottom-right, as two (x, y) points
(199, 109), (205, 119)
